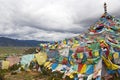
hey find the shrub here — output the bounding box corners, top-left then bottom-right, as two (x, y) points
(0, 69), (8, 80)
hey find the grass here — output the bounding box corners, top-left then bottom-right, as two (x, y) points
(0, 47), (38, 80)
(1, 67), (64, 80)
(0, 47), (35, 59)
(0, 63), (72, 80)
(0, 46), (65, 80)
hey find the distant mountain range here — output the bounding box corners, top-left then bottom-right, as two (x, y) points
(0, 37), (49, 47)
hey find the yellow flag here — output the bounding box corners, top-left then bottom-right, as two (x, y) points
(35, 52), (47, 65)
(102, 56), (120, 70)
(113, 52), (119, 59)
(69, 74), (74, 78)
(44, 61), (50, 67)
(80, 64), (87, 74)
(94, 50), (99, 57)
(47, 63), (52, 69)
(2, 61), (10, 69)
(63, 40), (66, 44)
(72, 44), (79, 48)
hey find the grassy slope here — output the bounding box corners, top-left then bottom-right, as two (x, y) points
(0, 47), (42, 80)
(0, 47), (33, 59)
(0, 46), (65, 80)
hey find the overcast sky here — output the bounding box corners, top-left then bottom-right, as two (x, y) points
(0, 0), (120, 41)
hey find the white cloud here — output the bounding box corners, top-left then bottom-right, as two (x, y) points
(0, 0), (120, 41)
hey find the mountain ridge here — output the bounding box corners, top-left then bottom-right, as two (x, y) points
(0, 37), (49, 47)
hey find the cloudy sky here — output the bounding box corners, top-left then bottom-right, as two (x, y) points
(0, 0), (120, 41)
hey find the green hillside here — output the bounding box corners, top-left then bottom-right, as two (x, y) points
(0, 47), (34, 59)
